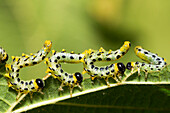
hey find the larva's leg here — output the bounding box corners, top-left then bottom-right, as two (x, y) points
(43, 74), (51, 80)
(77, 83), (83, 90)
(145, 71), (148, 81)
(70, 85), (74, 97)
(29, 92), (33, 101)
(16, 92), (22, 100)
(104, 77), (110, 87)
(116, 75), (122, 82)
(137, 68), (141, 76)
(58, 83), (64, 92)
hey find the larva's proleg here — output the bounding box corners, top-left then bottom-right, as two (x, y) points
(45, 50), (84, 97)
(126, 46), (167, 80)
(0, 47), (8, 63)
(4, 40), (52, 99)
(82, 41), (130, 85)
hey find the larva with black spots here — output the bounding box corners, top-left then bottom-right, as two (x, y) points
(82, 41), (131, 85)
(4, 40), (52, 99)
(44, 49), (84, 97)
(126, 46), (167, 80)
(0, 47), (8, 63)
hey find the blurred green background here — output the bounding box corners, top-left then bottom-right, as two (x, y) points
(0, 0), (169, 80)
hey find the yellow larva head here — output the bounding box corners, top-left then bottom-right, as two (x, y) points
(34, 79), (45, 90)
(44, 40), (52, 49)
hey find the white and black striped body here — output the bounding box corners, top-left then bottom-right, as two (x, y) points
(5, 40), (52, 95)
(82, 41), (131, 84)
(126, 46), (167, 80)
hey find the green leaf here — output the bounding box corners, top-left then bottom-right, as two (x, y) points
(0, 65), (170, 113)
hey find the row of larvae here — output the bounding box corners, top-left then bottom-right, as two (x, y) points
(0, 40), (167, 98)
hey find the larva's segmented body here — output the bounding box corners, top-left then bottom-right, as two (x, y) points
(45, 49), (84, 97)
(0, 47), (8, 63)
(126, 46), (167, 80)
(83, 41), (131, 85)
(4, 40), (52, 99)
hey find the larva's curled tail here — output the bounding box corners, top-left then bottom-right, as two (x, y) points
(126, 46), (167, 80)
(4, 40), (52, 99)
(82, 41), (130, 85)
(0, 47), (8, 63)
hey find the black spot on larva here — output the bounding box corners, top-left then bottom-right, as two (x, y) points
(85, 61), (87, 65)
(111, 69), (114, 73)
(54, 59), (58, 63)
(97, 53), (101, 56)
(149, 65), (151, 67)
(42, 56), (46, 60)
(135, 62), (139, 65)
(114, 51), (118, 54)
(17, 78), (20, 82)
(151, 68), (153, 70)
(31, 87), (35, 89)
(58, 75), (61, 77)
(144, 51), (148, 54)
(122, 52), (125, 55)
(53, 51), (56, 55)
(68, 81), (71, 83)
(98, 58), (102, 61)
(12, 76), (14, 79)
(109, 64), (114, 68)
(69, 75), (73, 78)
(101, 74), (103, 76)
(158, 69), (161, 71)
(16, 69), (20, 72)
(152, 55), (156, 58)
(100, 68), (104, 71)
(95, 67), (98, 70)
(106, 72), (110, 75)
(90, 62), (93, 65)
(21, 81), (24, 84)
(63, 79), (65, 81)
(24, 88), (28, 90)
(33, 62), (37, 65)
(91, 65), (94, 69)
(79, 56), (82, 60)
(87, 69), (91, 72)
(89, 55), (92, 58)
(25, 82), (28, 85)
(156, 58), (160, 61)
(92, 59), (96, 62)
(60, 69), (64, 73)
(164, 62), (167, 65)
(29, 81), (33, 85)
(20, 65), (23, 68)
(25, 63), (29, 66)
(141, 63), (145, 66)
(106, 58), (111, 61)
(49, 58), (52, 62)
(94, 73), (98, 76)
(62, 55), (66, 58)
(156, 66), (159, 68)
(105, 66), (109, 70)
(56, 64), (59, 68)
(70, 56), (74, 59)
(138, 49), (141, 51)
(158, 61), (162, 65)
(57, 56), (60, 59)
(129, 43), (131, 47)
(144, 69), (148, 72)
